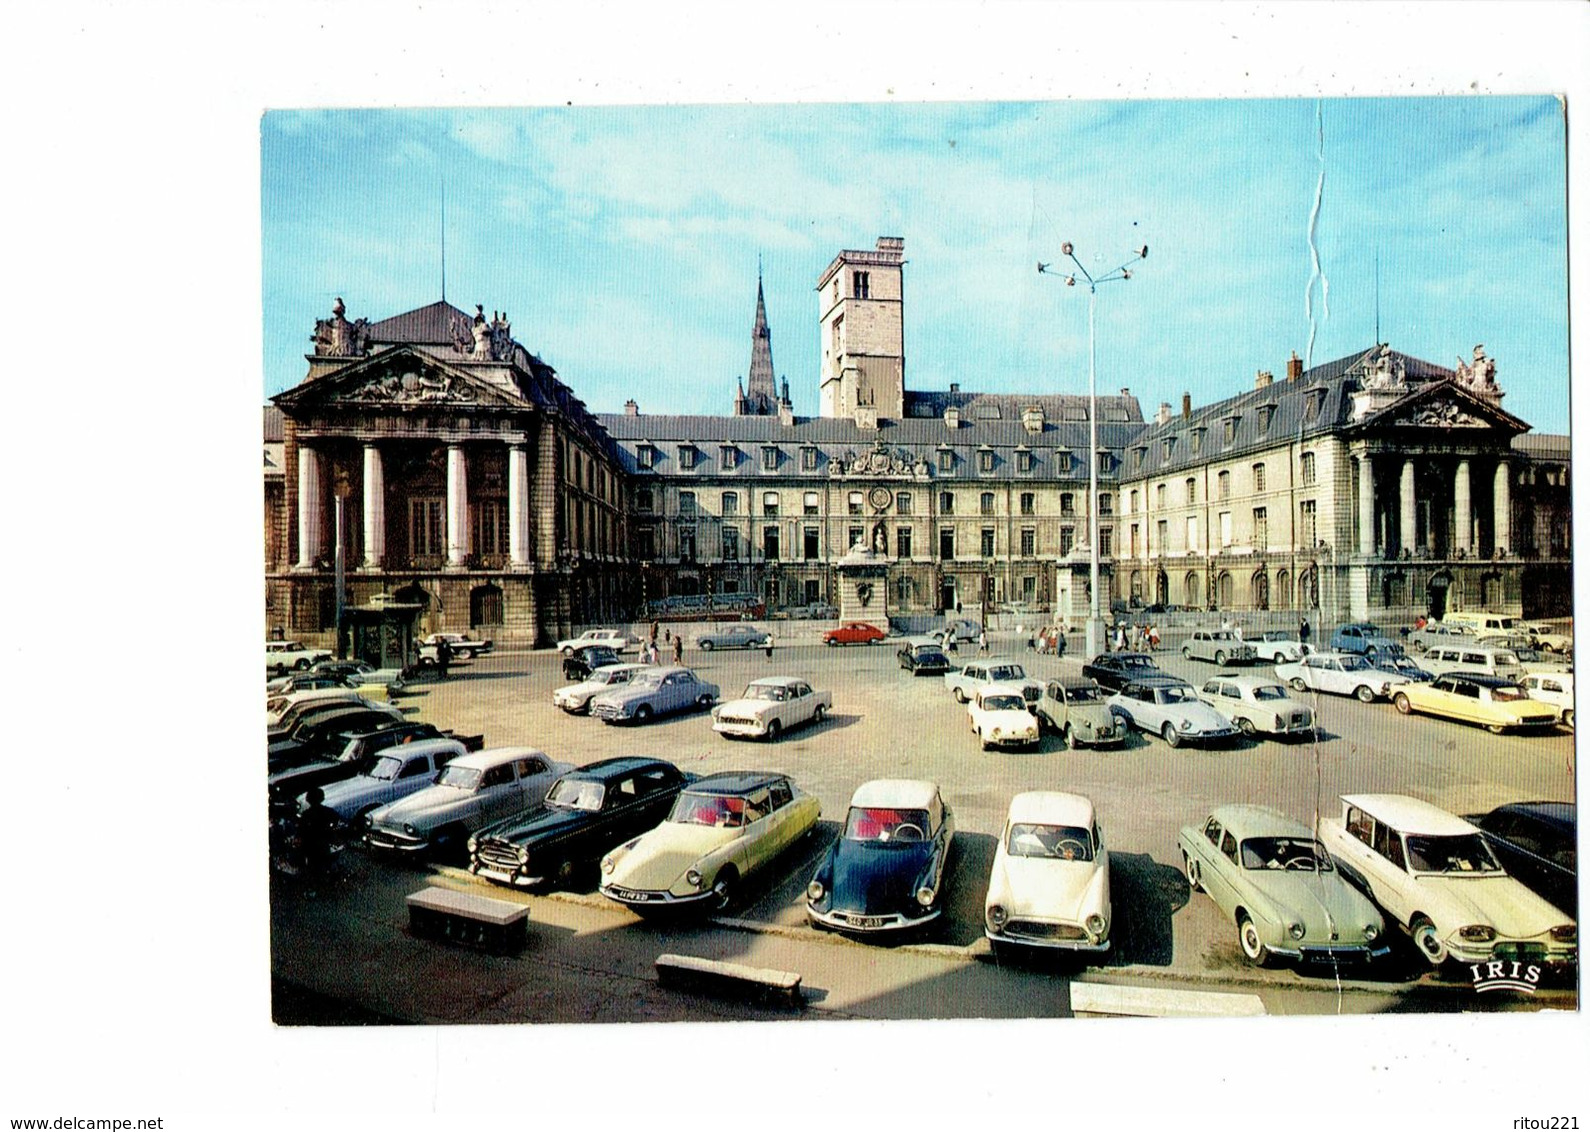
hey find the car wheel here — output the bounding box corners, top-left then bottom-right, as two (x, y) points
(1162, 722), (1182, 748)
(1410, 916), (1448, 965)
(699, 641), (713, 651)
(1214, 650), (1227, 666)
(696, 694), (715, 711)
(1235, 716), (1256, 736)
(867, 637), (877, 645)
(1288, 676), (1306, 692)
(1354, 684), (1376, 704)
(1183, 851), (1202, 892)
(1485, 722), (1506, 735)
(1393, 692), (1412, 715)
(1564, 709), (1574, 728)
(953, 687), (968, 703)
(813, 704), (826, 724)
(766, 719), (782, 740)
(1237, 913), (1272, 966)
(295, 658), (311, 670)
(711, 867), (738, 912)
(1181, 646), (1191, 659)
(633, 703), (653, 723)
(561, 646), (573, 656)
(1060, 723), (1073, 748)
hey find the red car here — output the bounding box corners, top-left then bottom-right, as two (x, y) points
(822, 622), (887, 646)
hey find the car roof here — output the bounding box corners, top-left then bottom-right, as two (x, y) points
(1008, 790), (1095, 826)
(1208, 803), (1313, 840)
(849, 778), (940, 809)
(564, 756), (676, 781)
(588, 663), (649, 674)
(686, 770), (788, 795)
(745, 675), (801, 687)
(1207, 673), (1287, 688)
(1432, 671), (1520, 686)
(1054, 678), (1103, 692)
(450, 746), (551, 770)
(369, 736), (466, 759)
(976, 656), (1027, 668)
(977, 683), (1031, 699)
(1097, 652), (1154, 663)
(1130, 674), (1193, 687)
(1485, 800), (1576, 832)
(1340, 794), (1478, 835)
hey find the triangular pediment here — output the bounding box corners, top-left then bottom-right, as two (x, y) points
(1351, 378), (1528, 437)
(274, 347), (524, 412)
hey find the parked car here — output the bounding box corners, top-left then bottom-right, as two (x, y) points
(1468, 801), (1577, 917)
(822, 621), (887, 647)
(1196, 675), (1315, 739)
(1181, 629), (1258, 666)
(267, 703), (408, 771)
(562, 643), (624, 682)
(897, 638), (952, 675)
(364, 747), (571, 858)
(929, 619), (983, 650)
(782, 601), (838, 620)
(556, 628), (638, 655)
(1274, 652), (1409, 703)
(266, 640), (332, 676)
(266, 687), (368, 730)
(1391, 673), (1560, 734)
(1473, 635), (1572, 675)
(693, 624), (773, 651)
(1407, 622), (1478, 654)
(712, 676), (832, 740)
(590, 666), (719, 724)
(943, 657), (1042, 705)
(1370, 653), (1434, 684)
(1518, 671), (1574, 727)
(312, 737), (469, 828)
(469, 757), (694, 889)
(267, 719), (451, 809)
(1080, 652), (1163, 694)
(967, 685), (1041, 751)
(1035, 679), (1124, 748)
(1521, 622), (1573, 654)
(310, 658), (408, 690)
(1329, 622), (1403, 657)
(1319, 793), (1577, 969)
(1419, 644), (1527, 681)
(984, 791), (1111, 954)
(807, 779), (955, 935)
(1178, 805), (1388, 967)
(552, 662), (650, 714)
(265, 672), (357, 697)
(600, 771), (820, 911)
(1107, 677), (1241, 748)
(1441, 611), (1521, 637)
(1248, 631), (1309, 663)
(418, 632), (494, 662)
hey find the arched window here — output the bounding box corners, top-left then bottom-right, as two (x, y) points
(1185, 571), (1201, 608)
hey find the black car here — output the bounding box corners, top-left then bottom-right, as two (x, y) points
(469, 757), (692, 889)
(807, 779), (955, 936)
(1080, 651), (1164, 693)
(266, 705), (406, 772)
(1470, 801), (1577, 917)
(267, 721), (450, 810)
(563, 644), (623, 682)
(897, 641), (952, 675)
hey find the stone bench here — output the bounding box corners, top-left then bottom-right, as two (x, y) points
(405, 886), (530, 954)
(654, 953), (803, 1008)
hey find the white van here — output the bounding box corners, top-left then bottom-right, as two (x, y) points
(1421, 643), (1526, 681)
(1441, 611), (1520, 635)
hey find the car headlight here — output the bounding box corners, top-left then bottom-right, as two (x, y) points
(991, 727), (1003, 738)
(1550, 925), (1575, 943)
(686, 868), (703, 889)
(1085, 913), (1106, 937)
(1178, 719), (1192, 731)
(710, 707), (720, 720)
(987, 904), (1008, 928)
(1288, 921), (1306, 941)
(466, 835), (477, 852)
(517, 846), (530, 865)
(807, 881), (825, 901)
(1458, 925), (1496, 943)
(403, 823), (417, 836)
(1364, 924), (1380, 942)
(602, 856), (616, 875)
(916, 886), (935, 907)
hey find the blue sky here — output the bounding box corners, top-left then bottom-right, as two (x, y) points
(263, 97), (1568, 431)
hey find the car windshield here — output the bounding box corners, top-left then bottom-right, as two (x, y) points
(1007, 822), (1093, 861)
(670, 793), (750, 828)
(1404, 833), (1503, 874)
(1489, 685), (1526, 702)
(368, 755), (404, 781)
(435, 765), (482, 791)
(1123, 656), (1154, 669)
(593, 669), (629, 685)
(1360, 625), (1382, 636)
(845, 807), (931, 843)
(547, 778), (605, 811)
(1239, 836), (1332, 871)
(989, 665), (1026, 681)
(745, 684), (790, 701)
(916, 650), (947, 663)
(1066, 685), (1102, 703)
(1492, 651), (1521, 665)
(630, 675), (664, 691)
(1338, 656), (1371, 671)
(1251, 684), (1289, 701)
(1263, 632), (1295, 643)
(1157, 685), (1197, 704)
(982, 694), (1026, 712)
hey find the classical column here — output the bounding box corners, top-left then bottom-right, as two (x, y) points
(1493, 460), (1511, 555)
(446, 444), (469, 568)
(295, 443), (323, 569)
(361, 443), (385, 569)
(1400, 459), (1417, 556)
(1453, 459), (1472, 556)
(508, 442), (531, 569)
(1357, 454), (1376, 555)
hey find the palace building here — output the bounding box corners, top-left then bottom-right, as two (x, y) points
(266, 237), (1571, 645)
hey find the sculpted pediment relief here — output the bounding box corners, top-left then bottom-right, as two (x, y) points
(1384, 394), (1493, 431)
(287, 351), (521, 411)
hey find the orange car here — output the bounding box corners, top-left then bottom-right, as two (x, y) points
(822, 622), (887, 646)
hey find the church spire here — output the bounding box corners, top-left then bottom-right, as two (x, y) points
(738, 264), (778, 415)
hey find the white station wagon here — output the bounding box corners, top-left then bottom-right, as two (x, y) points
(1275, 652), (1409, 703)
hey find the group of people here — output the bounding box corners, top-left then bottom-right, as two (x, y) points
(645, 622), (684, 666)
(1111, 621), (1160, 652)
(1028, 625), (1068, 655)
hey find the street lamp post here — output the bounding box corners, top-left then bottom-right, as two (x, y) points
(1039, 242), (1148, 659)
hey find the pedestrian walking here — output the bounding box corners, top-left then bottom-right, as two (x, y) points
(1148, 623), (1160, 651)
(1055, 627), (1067, 658)
(435, 638), (452, 680)
(650, 619), (660, 644)
(978, 628), (989, 655)
(764, 632), (774, 659)
(1298, 616), (1312, 646)
(672, 635), (683, 664)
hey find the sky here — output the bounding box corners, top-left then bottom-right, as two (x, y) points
(263, 96), (1570, 431)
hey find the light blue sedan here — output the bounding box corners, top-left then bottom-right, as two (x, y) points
(591, 666), (720, 724)
(692, 625), (773, 651)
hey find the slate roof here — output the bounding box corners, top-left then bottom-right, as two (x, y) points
(263, 405), (284, 442)
(1511, 433), (1569, 459)
(365, 300), (474, 346)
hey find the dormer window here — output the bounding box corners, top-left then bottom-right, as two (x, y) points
(1306, 389), (1327, 420)
(938, 448), (955, 473)
(636, 443), (656, 470)
(1190, 428), (1205, 455)
(1131, 446), (1147, 472)
(1223, 416), (1240, 444)
(978, 448), (996, 474)
(761, 446), (780, 472)
(720, 445), (738, 470)
(1257, 405), (1276, 431)
(1016, 449), (1034, 474)
(944, 406), (961, 429)
(678, 444), (698, 470)
(801, 446), (819, 471)
(1162, 437), (1176, 460)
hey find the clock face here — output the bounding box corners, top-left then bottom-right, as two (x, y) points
(868, 486), (892, 510)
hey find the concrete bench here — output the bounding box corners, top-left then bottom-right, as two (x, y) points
(405, 886), (530, 954)
(655, 953), (803, 1008)
(1069, 981), (1266, 1018)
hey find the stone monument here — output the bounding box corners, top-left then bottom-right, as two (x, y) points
(835, 538), (890, 624)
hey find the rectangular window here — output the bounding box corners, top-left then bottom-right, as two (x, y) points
(896, 492), (913, 514)
(722, 529), (740, 560)
(679, 491), (696, 517)
(721, 491), (738, 515)
(1253, 463), (1266, 492)
(938, 449), (954, 473)
(804, 527), (820, 559)
(409, 497), (443, 558)
(803, 491), (819, 516)
(1097, 451), (1111, 474)
(763, 491), (780, 517)
(1186, 477), (1197, 505)
(848, 491), (864, 516)
(1301, 452), (1317, 486)
(635, 527), (654, 559)
(1098, 494), (1113, 516)
(979, 450), (996, 474)
(679, 526), (696, 562)
(853, 270), (870, 299)
(896, 527), (912, 558)
(980, 528), (995, 557)
(1219, 511), (1232, 548)
(1020, 527), (1035, 557)
(1129, 523), (1138, 556)
(636, 445), (655, 470)
(1156, 519), (1168, 555)
(1218, 470), (1231, 500)
(801, 447), (819, 471)
(1300, 500), (1317, 547)
(940, 491), (955, 515)
(1099, 527), (1113, 557)
(678, 445), (697, 470)
(1022, 575), (1036, 602)
(1017, 450), (1034, 474)
(1129, 489), (1138, 515)
(804, 579), (820, 605)
(636, 488), (654, 514)
(980, 492), (995, 516)
(472, 499), (508, 557)
(1186, 515), (1199, 554)
(1156, 484), (1166, 509)
(1253, 507), (1268, 548)
(1020, 492), (1035, 516)
(762, 447), (779, 472)
(1055, 451), (1073, 476)
(848, 526), (864, 550)
(763, 526), (780, 560)
(939, 528), (955, 560)
(720, 445), (737, 469)
(1060, 493), (1075, 515)
(1060, 527), (1075, 556)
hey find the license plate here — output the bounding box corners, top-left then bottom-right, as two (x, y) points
(845, 914), (888, 928)
(607, 886), (653, 902)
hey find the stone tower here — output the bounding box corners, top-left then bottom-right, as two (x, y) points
(735, 272), (781, 416)
(817, 236), (905, 422)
